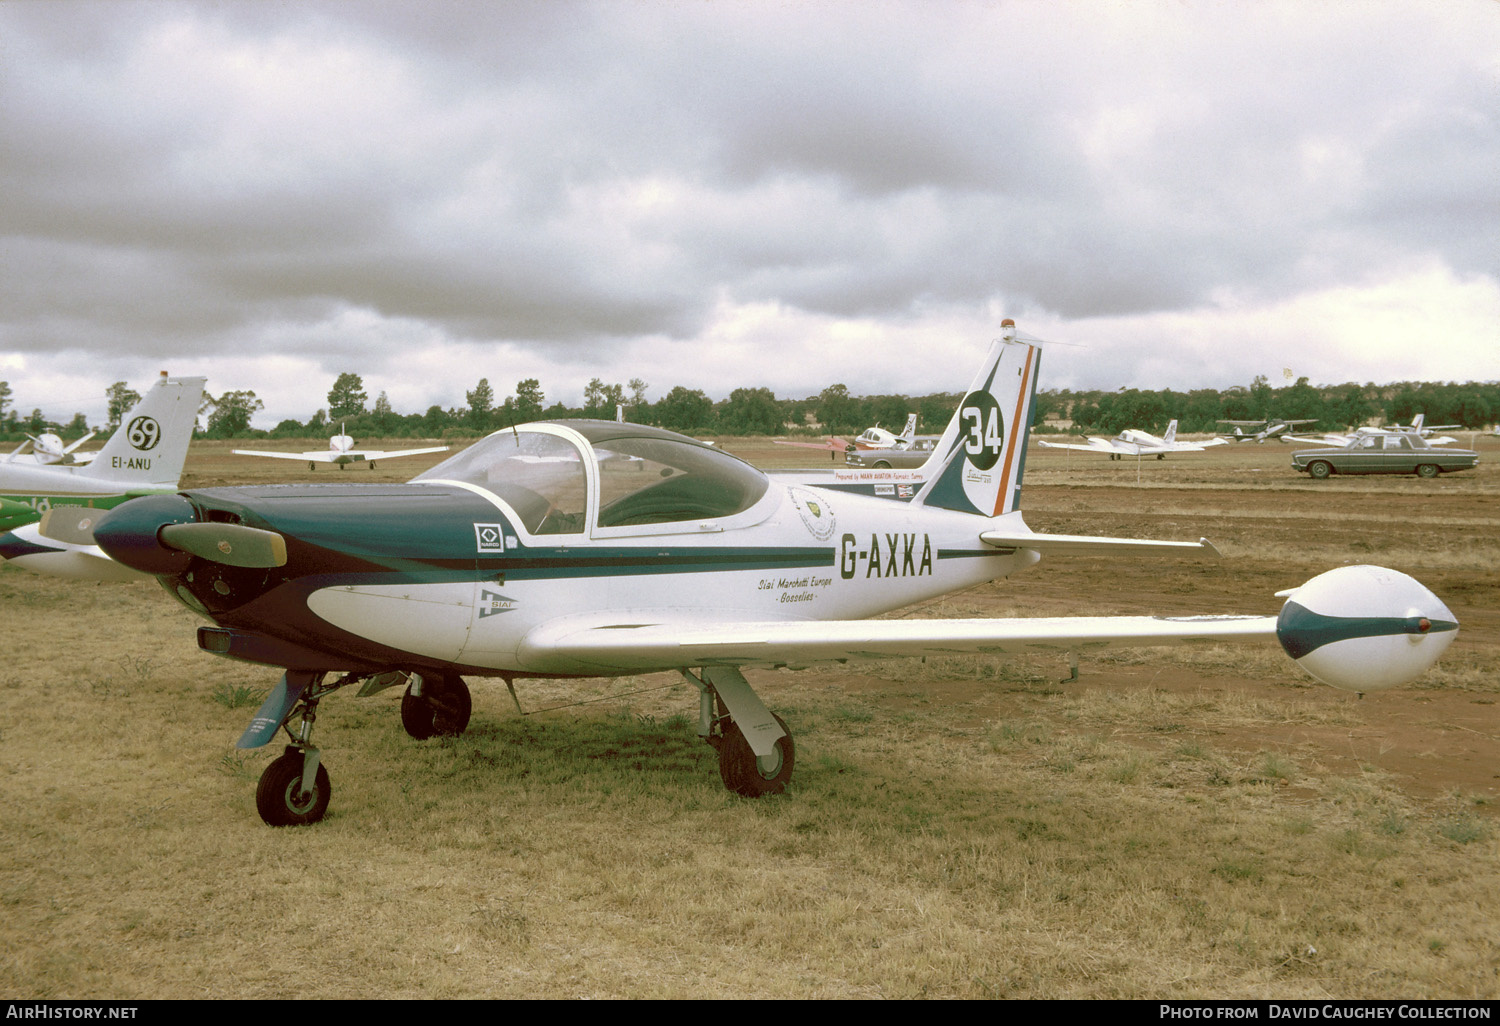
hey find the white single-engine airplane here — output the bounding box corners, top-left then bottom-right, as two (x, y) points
(0, 373), (205, 581)
(1037, 419), (1228, 461)
(234, 429), (447, 470)
(68, 324), (1457, 826)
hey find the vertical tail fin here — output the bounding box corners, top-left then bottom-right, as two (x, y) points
(899, 412), (917, 442)
(912, 320), (1041, 518)
(81, 374), (206, 488)
(1163, 419), (1178, 444)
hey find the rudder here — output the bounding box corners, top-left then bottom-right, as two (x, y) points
(82, 374), (206, 488)
(913, 320), (1042, 517)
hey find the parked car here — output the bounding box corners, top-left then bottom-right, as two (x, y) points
(844, 439), (936, 469)
(1291, 433), (1478, 479)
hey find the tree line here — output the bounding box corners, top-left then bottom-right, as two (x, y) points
(2, 372), (1498, 442)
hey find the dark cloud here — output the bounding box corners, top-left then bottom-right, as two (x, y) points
(0, 1), (1495, 425)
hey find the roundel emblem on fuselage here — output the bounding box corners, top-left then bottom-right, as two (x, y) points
(957, 390), (1004, 472)
(788, 486), (836, 541)
(127, 415), (162, 452)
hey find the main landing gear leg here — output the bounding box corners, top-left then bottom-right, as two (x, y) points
(684, 667), (795, 797)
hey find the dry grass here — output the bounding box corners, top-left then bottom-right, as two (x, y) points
(3, 567), (1499, 998)
(3, 438), (1498, 998)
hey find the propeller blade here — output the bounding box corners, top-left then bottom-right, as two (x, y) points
(63, 431), (97, 454)
(158, 523), (288, 568)
(38, 505), (104, 546)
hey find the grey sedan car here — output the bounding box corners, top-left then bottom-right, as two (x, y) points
(1291, 433), (1478, 479)
(843, 439), (937, 469)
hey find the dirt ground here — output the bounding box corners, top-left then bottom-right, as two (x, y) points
(732, 432), (1500, 809)
(182, 431), (1500, 810)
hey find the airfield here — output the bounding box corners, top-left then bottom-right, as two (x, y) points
(3, 432), (1497, 998)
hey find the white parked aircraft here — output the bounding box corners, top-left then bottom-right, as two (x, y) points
(235, 429), (447, 470)
(5, 431), (98, 466)
(1037, 420), (1228, 460)
(70, 322), (1458, 826)
(0, 373), (206, 580)
(1286, 415), (1462, 448)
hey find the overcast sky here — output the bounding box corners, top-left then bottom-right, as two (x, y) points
(2, 0), (1497, 427)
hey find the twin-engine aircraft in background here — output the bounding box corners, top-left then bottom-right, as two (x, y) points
(1218, 418), (1319, 443)
(1037, 419), (1228, 460)
(67, 324), (1457, 826)
(234, 429), (447, 470)
(0, 373), (205, 581)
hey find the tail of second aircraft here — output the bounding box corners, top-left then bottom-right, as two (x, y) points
(912, 320), (1041, 518)
(81, 374), (206, 489)
(1163, 419), (1178, 445)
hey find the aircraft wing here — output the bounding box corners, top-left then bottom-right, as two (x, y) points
(233, 449), (331, 462)
(348, 446), (450, 461)
(1036, 438), (1119, 454)
(772, 438), (850, 452)
(517, 610), (1276, 674)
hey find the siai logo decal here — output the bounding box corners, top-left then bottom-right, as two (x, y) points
(477, 589), (518, 618)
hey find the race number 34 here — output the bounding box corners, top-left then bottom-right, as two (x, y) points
(958, 391), (1004, 471)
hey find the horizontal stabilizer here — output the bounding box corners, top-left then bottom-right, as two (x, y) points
(979, 530), (1221, 558)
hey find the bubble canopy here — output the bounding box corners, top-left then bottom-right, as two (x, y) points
(413, 421), (771, 535)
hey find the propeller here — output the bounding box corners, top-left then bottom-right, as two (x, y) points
(43, 502), (288, 569)
(38, 505), (106, 546)
(21, 431), (96, 464)
(157, 522), (288, 568)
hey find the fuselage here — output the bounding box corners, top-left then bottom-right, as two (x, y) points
(97, 421), (1033, 678)
(0, 462), (166, 531)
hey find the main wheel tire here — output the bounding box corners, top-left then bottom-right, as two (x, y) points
(717, 713), (794, 797)
(256, 748), (331, 827)
(401, 673), (473, 740)
(1416, 463), (1438, 479)
(1308, 461), (1332, 480)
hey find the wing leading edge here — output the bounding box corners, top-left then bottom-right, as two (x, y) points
(517, 612), (1276, 675)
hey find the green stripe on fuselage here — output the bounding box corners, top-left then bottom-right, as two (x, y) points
(0, 491), (158, 532)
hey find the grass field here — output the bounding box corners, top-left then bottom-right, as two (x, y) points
(1, 434), (1497, 998)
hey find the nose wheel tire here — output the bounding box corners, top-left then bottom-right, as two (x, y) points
(715, 713), (794, 797)
(256, 748), (331, 827)
(401, 673), (473, 739)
